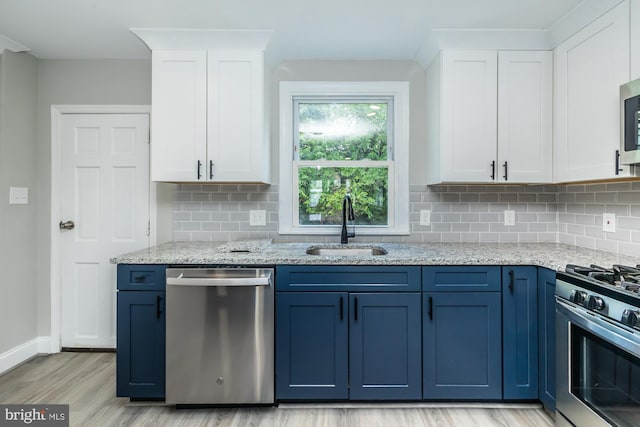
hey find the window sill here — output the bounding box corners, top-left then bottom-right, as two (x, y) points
(278, 226), (410, 236)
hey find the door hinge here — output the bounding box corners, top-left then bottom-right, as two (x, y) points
(146, 220), (151, 236)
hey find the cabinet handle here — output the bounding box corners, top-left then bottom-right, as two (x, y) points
(339, 296), (343, 321)
(209, 160), (214, 179)
(503, 161), (508, 181)
(134, 275), (145, 283)
(354, 297), (358, 321)
(197, 160), (202, 180)
(428, 296), (433, 321)
(156, 295), (162, 319)
(616, 150), (624, 175)
(490, 161), (496, 180)
(508, 269), (515, 294)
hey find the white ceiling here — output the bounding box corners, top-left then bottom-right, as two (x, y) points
(0, 0), (590, 61)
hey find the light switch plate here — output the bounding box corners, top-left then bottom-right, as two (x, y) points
(249, 210), (266, 226)
(420, 210), (431, 226)
(504, 210), (515, 226)
(603, 213), (616, 233)
(9, 187), (28, 205)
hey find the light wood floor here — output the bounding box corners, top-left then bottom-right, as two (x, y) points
(0, 353), (555, 427)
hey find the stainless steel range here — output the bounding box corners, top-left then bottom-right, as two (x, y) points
(556, 264), (640, 427)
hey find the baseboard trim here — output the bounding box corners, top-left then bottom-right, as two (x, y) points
(0, 337), (51, 375)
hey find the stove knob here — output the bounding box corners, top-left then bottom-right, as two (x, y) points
(585, 295), (606, 311)
(570, 290), (588, 305)
(621, 310), (640, 327)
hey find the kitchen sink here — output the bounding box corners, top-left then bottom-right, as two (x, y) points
(305, 245), (388, 256)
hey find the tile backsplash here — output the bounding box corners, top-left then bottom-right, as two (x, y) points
(172, 182), (640, 257)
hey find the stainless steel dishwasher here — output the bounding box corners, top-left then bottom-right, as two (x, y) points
(165, 268), (274, 405)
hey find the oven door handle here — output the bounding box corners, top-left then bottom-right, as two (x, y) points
(556, 298), (640, 357)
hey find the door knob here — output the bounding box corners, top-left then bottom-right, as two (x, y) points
(59, 220), (75, 230)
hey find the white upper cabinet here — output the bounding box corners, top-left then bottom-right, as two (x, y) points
(554, 2), (632, 182)
(137, 29), (272, 183)
(498, 51), (553, 183)
(426, 50), (552, 185)
(207, 50), (268, 182)
(151, 50), (207, 182)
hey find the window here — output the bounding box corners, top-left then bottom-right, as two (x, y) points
(279, 82), (409, 235)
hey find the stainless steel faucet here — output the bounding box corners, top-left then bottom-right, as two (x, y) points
(341, 194), (355, 244)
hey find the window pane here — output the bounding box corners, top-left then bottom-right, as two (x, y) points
(297, 102), (388, 161)
(298, 166), (388, 226)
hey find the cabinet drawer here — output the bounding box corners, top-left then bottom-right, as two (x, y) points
(117, 265), (167, 291)
(276, 266), (421, 292)
(422, 266), (501, 292)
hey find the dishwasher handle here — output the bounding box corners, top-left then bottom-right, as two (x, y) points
(166, 276), (271, 287)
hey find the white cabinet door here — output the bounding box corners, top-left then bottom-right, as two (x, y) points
(440, 50), (498, 183)
(207, 50), (268, 182)
(554, 2), (631, 182)
(497, 51), (552, 183)
(151, 50), (207, 182)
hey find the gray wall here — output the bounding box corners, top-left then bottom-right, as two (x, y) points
(0, 51), (38, 354)
(35, 59), (154, 336)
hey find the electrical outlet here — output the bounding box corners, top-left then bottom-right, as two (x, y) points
(603, 213), (616, 233)
(249, 210), (266, 226)
(420, 210), (431, 226)
(504, 210), (515, 226)
(9, 187), (28, 205)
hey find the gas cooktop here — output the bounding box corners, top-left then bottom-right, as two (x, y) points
(563, 264), (640, 299)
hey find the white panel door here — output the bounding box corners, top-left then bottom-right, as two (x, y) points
(61, 113), (150, 348)
(441, 50), (498, 183)
(554, 2), (631, 182)
(497, 51), (553, 183)
(207, 50), (264, 182)
(151, 50), (207, 182)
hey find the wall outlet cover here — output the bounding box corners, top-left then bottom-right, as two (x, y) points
(504, 210), (515, 226)
(9, 187), (29, 205)
(420, 210), (431, 226)
(249, 210), (266, 226)
(603, 213), (616, 233)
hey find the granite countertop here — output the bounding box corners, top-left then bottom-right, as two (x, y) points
(110, 239), (640, 271)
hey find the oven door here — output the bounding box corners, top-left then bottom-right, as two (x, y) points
(556, 298), (640, 427)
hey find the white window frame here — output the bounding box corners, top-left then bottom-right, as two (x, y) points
(279, 81), (410, 235)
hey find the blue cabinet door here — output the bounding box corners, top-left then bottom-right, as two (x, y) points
(276, 292), (349, 400)
(502, 266), (538, 400)
(116, 291), (165, 399)
(349, 293), (422, 400)
(423, 292), (502, 400)
(537, 267), (556, 410)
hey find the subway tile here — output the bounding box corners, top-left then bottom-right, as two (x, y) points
(558, 193), (576, 203)
(585, 204), (605, 215)
(632, 181), (640, 191)
(574, 214), (595, 226)
(410, 185), (425, 192)
(585, 226), (605, 240)
(182, 222), (201, 231)
(517, 193), (536, 203)
(538, 213), (557, 222)
(461, 193), (480, 202)
(479, 193), (500, 203)
(479, 212), (501, 222)
(479, 233), (500, 242)
(432, 203), (452, 213)
(575, 235), (595, 249)
(575, 193), (595, 203)
(210, 212), (230, 221)
(618, 191), (640, 204)
(442, 213), (461, 222)
(499, 232), (518, 242)
(595, 192), (617, 203)
(566, 204), (585, 214)
(468, 203), (489, 212)
(210, 193), (230, 201)
(191, 212), (211, 222)
(173, 212), (191, 221)
(441, 233), (461, 242)
(422, 192), (441, 202)
(526, 204), (548, 213)
(192, 192), (212, 201)
(518, 233), (538, 242)
(221, 222), (240, 231)
(538, 233), (558, 242)
(174, 192), (192, 202)
(617, 242), (640, 258)
(618, 216), (640, 231)
(499, 193), (518, 203)
(172, 222), (183, 231)
(518, 212), (537, 222)
(441, 193), (461, 203)
(536, 193), (557, 203)
(632, 231), (640, 244)
(422, 232), (442, 242)
(173, 231), (191, 241)
(488, 203), (508, 212)
(460, 212), (480, 222)
(585, 183), (607, 192)
(465, 185), (488, 192)
(268, 192), (280, 203)
(210, 232), (232, 241)
(567, 224), (585, 235)
(606, 229), (631, 242)
(451, 223), (470, 232)
(558, 234), (576, 245)
(432, 223), (451, 232)
(248, 192), (270, 202)
(202, 222), (221, 231)
(410, 193), (421, 202)
(606, 182), (632, 191)
(182, 201), (203, 212)
(460, 233), (480, 242)
(470, 223), (490, 232)
(528, 223), (547, 232)
(547, 223), (559, 232)
(566, 185), (586, 193)
(603, 204), (630, 216)
(510, 203), (528, 212)
(219, 184), (240, 192)
(220, 203), (241, 212)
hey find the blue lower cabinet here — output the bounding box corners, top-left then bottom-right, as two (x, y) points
(349, 293), (422, 400)
(502, 266), (538, 400)
(537, 267), (556, 410)
(116, 291), (165, 399)
(423, 292), (502, 400)
(276, 292), (349, 400)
